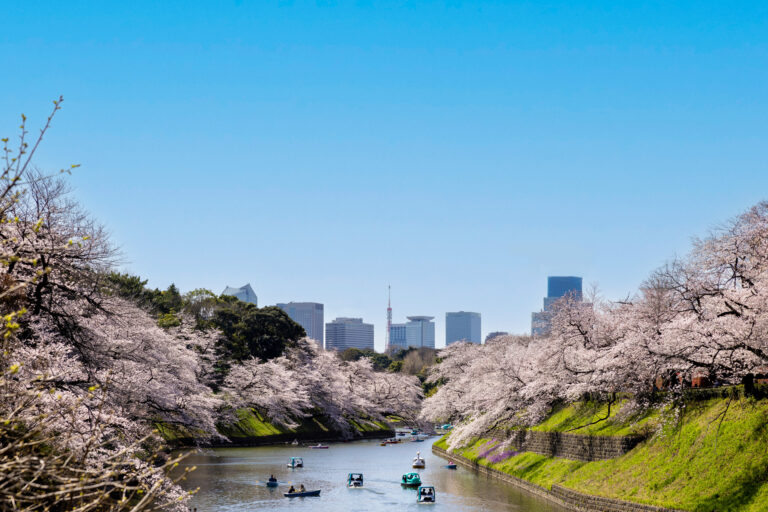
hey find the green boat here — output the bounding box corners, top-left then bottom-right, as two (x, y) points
(417, 486), (436, 503)
(401, 472), (422, 487)
(347, 473), (364, 488)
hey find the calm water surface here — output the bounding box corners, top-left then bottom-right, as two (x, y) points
(177, 438), (565, 512)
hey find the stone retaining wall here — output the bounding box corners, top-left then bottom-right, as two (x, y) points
(503, 430), (645, 461)
(550, 485), (679, 512)
(432, 444), (681, 512)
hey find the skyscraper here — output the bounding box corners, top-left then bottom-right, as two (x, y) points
(385, 285), (393, 352)
(388, 323), (407, 351)
(221, 284), (258, 305)
(276, 302), (324, 345)
(325, 317), (374, 351)
(405, 316), (435, 349)
(445, 311), (482, 345)
(543, 276), (583, 310)
(531, 276), (583, 336)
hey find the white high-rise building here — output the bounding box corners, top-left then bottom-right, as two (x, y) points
(325, 317), (374, 351)
(276, 302), (324, 345)
(446, 311), (481, 345)
(221, 284), (258, 305)
(405, 316), (435, 349)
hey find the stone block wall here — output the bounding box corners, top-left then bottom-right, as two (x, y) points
(550, 485), (678, 512)
(504, 430), (645, 461)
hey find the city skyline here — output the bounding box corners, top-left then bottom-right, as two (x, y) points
(4, 2), (767, 352)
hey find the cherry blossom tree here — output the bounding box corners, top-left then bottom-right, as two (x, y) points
(225, 339), (422, 435)
(424, 202), (768, 449)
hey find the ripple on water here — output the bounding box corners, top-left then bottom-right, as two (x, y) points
(175, 439), (566, 512)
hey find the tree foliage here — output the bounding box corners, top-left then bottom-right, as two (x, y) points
(225, 339), (423, 431)
(0, 101), (424, 510)
(339, 347), (393, 371)
(212, 297), (305, 363)
(424, 202), (768, 449)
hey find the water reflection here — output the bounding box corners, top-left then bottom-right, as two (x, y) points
(175, 438), (565, 512)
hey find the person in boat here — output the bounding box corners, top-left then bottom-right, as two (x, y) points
(288, 485), (296, 494)
(299, 484), (306, 492)
(268, 475), (277, 483)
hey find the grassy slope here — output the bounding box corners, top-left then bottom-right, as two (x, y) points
(441, 397), (768, 512)
(531, 400), (659, 436)
(159, 408), (394, 443)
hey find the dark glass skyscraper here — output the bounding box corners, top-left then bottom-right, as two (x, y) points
(547, 276), (583, 300)
(532, 276), (583, 336)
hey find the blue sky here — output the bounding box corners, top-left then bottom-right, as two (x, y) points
(2, 1), (767, 350)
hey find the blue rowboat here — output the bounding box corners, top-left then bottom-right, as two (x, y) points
(284, 490), (321, 497)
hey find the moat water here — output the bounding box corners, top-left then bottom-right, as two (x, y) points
(176, 438), (565, 511)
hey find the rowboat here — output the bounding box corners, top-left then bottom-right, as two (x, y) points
(310, 444), (329, 449)
(445, 463), (457, 470)
(284, 490), (321, 497)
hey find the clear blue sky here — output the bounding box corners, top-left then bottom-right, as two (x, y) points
(3, 1), (767, 350)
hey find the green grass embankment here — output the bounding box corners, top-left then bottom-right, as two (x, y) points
(159, 408), (395, 446)
(440, 396), (768, 512)
(530, 399), (659, 436)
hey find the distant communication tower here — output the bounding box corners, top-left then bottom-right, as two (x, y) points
(385, 285), (392, 353)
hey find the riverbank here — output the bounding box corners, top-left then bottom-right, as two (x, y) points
(435, 393), (768, 511)
(158, 407), (396, 447)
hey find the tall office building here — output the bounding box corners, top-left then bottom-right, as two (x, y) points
(221, 283), (258, 305)
(405, 316), (435, 349)
(446, 311), (482, 345)
(276, 302), (324, 345)
(325, 317), (374, 351)
(388, 323), (408, 351)
(543, 276), (583, 310)
(531, 276), (583, 336)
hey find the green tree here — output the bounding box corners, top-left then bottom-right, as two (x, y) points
(157, 312), (182, 328)
(367, 351), (393, 371)
(213, 296), (305, 363)
(153, 283), (183, 314)
(340, 347), (365, 362)
(339, 348), (392, 371)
